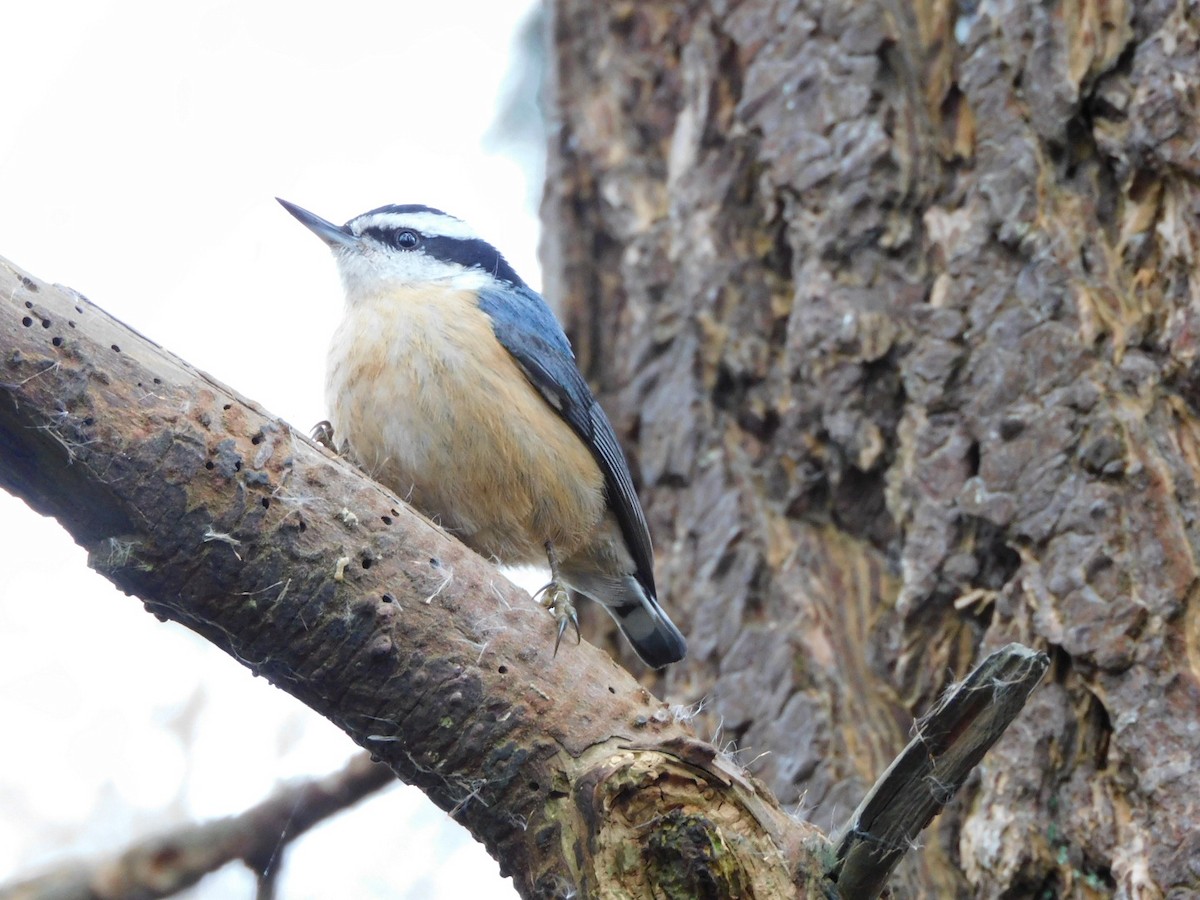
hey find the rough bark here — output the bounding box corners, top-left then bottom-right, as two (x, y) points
(0, 259), (829, 898)
(543, 1), (1200, 896)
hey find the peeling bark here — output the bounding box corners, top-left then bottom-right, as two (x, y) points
(544, 1), (1200, 896)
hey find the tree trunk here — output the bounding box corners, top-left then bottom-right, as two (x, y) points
(543, 1), (1200, 896)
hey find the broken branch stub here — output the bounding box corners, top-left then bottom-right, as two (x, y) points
(830, 643), (1050, 898)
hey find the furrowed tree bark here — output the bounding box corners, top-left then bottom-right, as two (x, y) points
(0, 259), (831, 897)
(543, 0), (1200, 896)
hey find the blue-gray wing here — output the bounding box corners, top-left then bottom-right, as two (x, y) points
(478, 286), (656, 598)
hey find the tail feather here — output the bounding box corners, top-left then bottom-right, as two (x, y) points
(564, 571), (687, 668)
(607, 596), (687, 669)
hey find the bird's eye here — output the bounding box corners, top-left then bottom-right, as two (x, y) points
(394, 230), (420, 249)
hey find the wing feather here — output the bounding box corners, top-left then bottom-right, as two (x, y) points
(479, 287), (656, 598)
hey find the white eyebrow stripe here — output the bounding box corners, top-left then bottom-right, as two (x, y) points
(350, 211), (483, 241)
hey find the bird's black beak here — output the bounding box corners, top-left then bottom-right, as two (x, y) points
(276, 198), (359, 249)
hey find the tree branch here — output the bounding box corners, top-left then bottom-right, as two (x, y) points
(1, 753), (393, 900)
(829, 644), (1050, 898)
(0, 257), (828, 896)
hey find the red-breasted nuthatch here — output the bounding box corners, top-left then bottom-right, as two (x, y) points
(277, 199), (687, 668)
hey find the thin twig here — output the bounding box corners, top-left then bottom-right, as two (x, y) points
(0, 753), (393, 900)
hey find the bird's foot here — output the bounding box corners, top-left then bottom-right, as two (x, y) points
(534, 580), (580, 657)
(311, 420), (337, 451)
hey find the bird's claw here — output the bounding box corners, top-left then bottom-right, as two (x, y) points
(536, 581), (580, 657)
(311, 420), (337, 451)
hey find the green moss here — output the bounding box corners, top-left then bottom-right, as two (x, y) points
(642, 810), (753, 899)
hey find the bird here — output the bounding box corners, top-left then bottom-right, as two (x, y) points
(277, 198), (687, 668)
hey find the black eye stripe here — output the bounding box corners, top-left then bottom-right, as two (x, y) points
(362, 226), (422, 249)
(360, 226), (525, 287)
(421, 235), (523, 286)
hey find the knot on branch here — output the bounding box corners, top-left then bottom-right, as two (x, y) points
(574, 748), (803, 898)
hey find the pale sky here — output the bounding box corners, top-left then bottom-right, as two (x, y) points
(0, 2), (542, 896)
